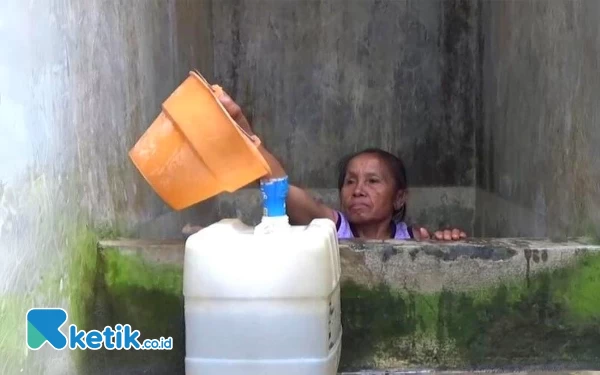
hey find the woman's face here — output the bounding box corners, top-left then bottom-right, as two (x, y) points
(340, 153), (405, 225)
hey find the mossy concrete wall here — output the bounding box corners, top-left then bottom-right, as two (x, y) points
(94, 238), (600, 374)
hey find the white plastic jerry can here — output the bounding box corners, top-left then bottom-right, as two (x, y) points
(183, 177), (342, 375)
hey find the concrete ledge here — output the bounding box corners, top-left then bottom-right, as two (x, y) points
(339, 238), (599, 292)
(89, 238), (600, 374)
(98, 237), (599, 292)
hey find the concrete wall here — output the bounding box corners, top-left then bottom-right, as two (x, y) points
(210, 0), (480, 188)
(95, 237), (600, 373)
(476, 0), (600, 238)
(0, 1), (212, 374)
(203, 0), (482, 234)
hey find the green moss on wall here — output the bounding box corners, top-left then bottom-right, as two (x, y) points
(339, 251), (600, 371)
(65, 225), (101, 372)
(83, 246), (600, 373)
(0, 294), (34, 374)
(553, 253), (600, 326)
(102, 249), (183, 295)
(0, 219), (179, 374)
(65, 226), (99, 330)
(82, 249), (185, 373)
(0, 223), (100, 374)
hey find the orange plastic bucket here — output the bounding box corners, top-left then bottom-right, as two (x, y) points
(128, 71), (271, 210)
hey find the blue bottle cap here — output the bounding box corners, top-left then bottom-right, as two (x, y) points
(259, 176), (289, 217)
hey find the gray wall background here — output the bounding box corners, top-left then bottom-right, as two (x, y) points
(211, 0), (480, 188)
(476, 0), (600, 239)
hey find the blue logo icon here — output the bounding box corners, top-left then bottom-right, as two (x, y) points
(26, 308), (68, 350)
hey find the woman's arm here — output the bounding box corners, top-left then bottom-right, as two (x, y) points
(215, 87), (337, 226)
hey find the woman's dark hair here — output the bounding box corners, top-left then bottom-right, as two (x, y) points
(337, 148), (408, 222)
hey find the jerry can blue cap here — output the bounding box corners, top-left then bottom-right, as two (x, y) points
(260, 176), (289, 217)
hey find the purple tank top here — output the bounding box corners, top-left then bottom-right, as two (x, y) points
(335, 211), (413, 240)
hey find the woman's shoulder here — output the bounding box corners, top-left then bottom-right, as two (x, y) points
(394, 221), (413, 239)
(334, 211), (413, 240)
(334, 211), (354, 239)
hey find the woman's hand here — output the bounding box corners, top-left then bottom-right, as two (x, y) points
(212, 85), (254, 136)
(413, 226), (467, 241)
(210, 83), (288, 179)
